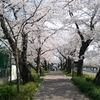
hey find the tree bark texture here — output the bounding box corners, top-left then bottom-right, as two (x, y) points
(36, 48), (41, 76)
(77, 40), (93, 76)
(44, 59), (48, 71)
(67, 56), (71, 73)
(94, 69), (100, 84)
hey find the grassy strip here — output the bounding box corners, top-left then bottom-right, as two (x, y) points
(72, 77), (100, 100)
(0, 69), (43, 100)
(12, 78), (43, 100)
(61, 69), (100, 100)
(43, 69), (51, 74)
(0, 78), (43, 100)
(61, 69), (72, 76)
(62, 70), (71, 76)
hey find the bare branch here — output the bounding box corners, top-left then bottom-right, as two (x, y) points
(41, 48), (55, 55)
(21, 0), (43, 26)
(57, 48), (67, 60)
(11, 6), (21, 20)
(75, 22), (84, 41)
(4, 17), (16, 42)
(18, 0), (43, 38)
(68, 9), (84, 41)
(63, 0), (74, 9)
(41, 29), (58, 47)
(29, 37), (36, 44)
(31, 9), (50, 26)
(0, 38), (12, 52)
(90, 5), (98, 31)
(0, 14), (16, 51)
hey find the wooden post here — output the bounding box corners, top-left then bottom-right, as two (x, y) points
(16, 49), (20, 92)
(10, 52), (12, 84)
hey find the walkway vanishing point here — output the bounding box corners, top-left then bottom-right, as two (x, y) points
(34, 70), (91, 100)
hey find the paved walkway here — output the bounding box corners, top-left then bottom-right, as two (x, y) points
(34, 70), (91, 100)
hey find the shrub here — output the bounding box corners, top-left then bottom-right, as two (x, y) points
(0, 69), (43, 100)
(21, 82), (37, 95)
(89, 88), (100, 100)
(31, 69), (39, 82)
(0, 83), (16, 100)
(12, 82), (37, 100)
(63, 70), (71, 76)
(83, 74), (94, 82)
(43, 69), (50, 73)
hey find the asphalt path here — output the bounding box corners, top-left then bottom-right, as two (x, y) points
(34, 70), (91, 100)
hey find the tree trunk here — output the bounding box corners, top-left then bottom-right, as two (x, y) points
(63, 61), (66, 70)
(94, 69), (100, 84)
(21, 33), (34, 84)
(77, 39), (93, 76)
(60, 61), (63, 70)
(44, 60), (47, 71)
(47, 62), (50, 69)
(65, 60), (68, 71)
(77, 59), (83, 76)
(67, 57), (71, 73)
(36, 48), (41, 76)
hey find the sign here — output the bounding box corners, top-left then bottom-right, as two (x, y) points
(11, 65), (17, 80)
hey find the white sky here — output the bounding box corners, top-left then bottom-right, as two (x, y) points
(87, 42), (98, 51)
(44, 19), (63, 29)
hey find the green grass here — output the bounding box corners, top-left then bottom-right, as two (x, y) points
(63, 70), (71, 76)
(0, 77), (43, 100)
(62, 70), (100, 100)
(61, 69), (72, 76)
(82, 74), (94, 82)
(12, 82), (40, 100)
(0, 83), (17, 100)
(72, 77), (100, 100)
(0, 78), (43, 100)
(43, 69), (51, 73)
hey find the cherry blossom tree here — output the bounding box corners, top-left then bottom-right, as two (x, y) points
(65, 0), (100, 76)
(0, 0), (50, 85)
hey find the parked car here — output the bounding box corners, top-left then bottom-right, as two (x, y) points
(51, 64), (58, 71)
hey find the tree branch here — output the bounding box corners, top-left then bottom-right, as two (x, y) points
(75, 22), (84, 41)
(68, 9), (84, 41)
(63, 0), (74, 9)
(41, 48), (55, 55)
(5, 17), (16, 42)
(0, 14), (16, 51)
(41, 30), (58, 47)
(57, 48), (67, 60)
(90, 6), (98, 31)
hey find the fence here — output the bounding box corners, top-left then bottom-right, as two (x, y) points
(0, 51), (11, 83)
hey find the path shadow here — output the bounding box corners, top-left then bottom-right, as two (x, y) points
(34, 71), (91, 100)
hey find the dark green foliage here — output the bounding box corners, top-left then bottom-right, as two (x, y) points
(0, 80), (43, 100)
(83, 74), (94, 82)
(0, 69), (43, 100)
(31, 69), (39, 82)
(31, 69), (43, 83)
(0, 83), (17, 100)
(62, 70), (71, 76)
(72, 77), (100, 100)
(12, 82), (37, 100)
(43, 69), (50, 74)
(72, 77), (94, 92)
